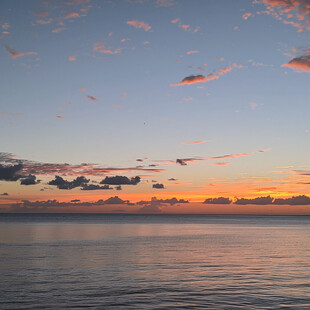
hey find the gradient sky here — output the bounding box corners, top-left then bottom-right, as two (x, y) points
(1, 0), (310, 213)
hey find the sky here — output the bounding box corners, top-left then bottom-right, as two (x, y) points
(1, 0), (310, 214)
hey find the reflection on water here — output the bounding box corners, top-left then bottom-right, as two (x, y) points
(0, 214), (309, 309)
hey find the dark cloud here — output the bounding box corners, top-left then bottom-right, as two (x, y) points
(0, 164), (23, 181)
(48, 175), (89, 189)
(168, 178), (177, 181)
(81, 184), (112, 190)
(203, 197), (232, 204)
(71, 199), (80, 202)
(137, 197), (188, 206)
(152, 183), (165, 189)
(20, 174), (39, 185)
(273, 195), (310, 205)
(235, 196), (273, 205)
(100, 175), (141, 185)
(115, 185), (122, 190)
(0, 152), (164, 177)
(1, 192), (8, 196)
(176, 158), (202, 165)
(10, 196), (133, 211)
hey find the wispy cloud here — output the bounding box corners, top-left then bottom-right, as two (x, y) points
(242, 12), (252, 20)
(93, 42), (121, 54)
(186, 50), (199, 55)
(5, 46), (37, 59)
(68, 56), (76, 61)
(182, 140), (209, 145)
(127, 20), (151, 31)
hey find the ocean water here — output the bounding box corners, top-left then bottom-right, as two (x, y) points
(0, 214), (309, 309)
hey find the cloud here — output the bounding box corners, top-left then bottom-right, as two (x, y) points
(0, 152), (165, 177)
(171, 67), (232, 87)
(64, 12), (80, 19)
(86, 95), (98, 102)
(186, 50), (199, 55)
(5, 46), (37, 59)
(52, 28), (66, 33)
(20, 174), (39, 185)
(37, 18), (53, 24)
(209, 153), (250, 160)
(137, 197), (188, 206)
(100, 175), (141, 185)
(249, 102), (258, 110)
(242, 12), (252, 20)
(152, 183), (165, 189)
(69, 56), (76, 61)
(127, 20), (151, 31)
(182, 140), (209, 145)
(213, 162), (231, 166)
(0, 164), (23, 181)
(32, 10), (49, 17)
(203, 197), (232, 204)
(93, 42), (121, 54)
(1, 192), (8, 196)
(56, 115), (65, 119)
(176, 158), (202, 165)
(260, 0), (310, 31)
(9, 196), (132, 211)
(156, 0), (177, 7)
(235, 196), (274, 205)
(273, 195), (310, 205)
(48, 175), (89, 189)
(282, 54), (310, 72)
(80, 184), (112, 190)
(171, 18), (180, 23)
(2, 22), (10, 30)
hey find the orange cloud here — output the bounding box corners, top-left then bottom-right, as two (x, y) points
(69, 56), (76, 61)
(242, 12), (252, 20)
(186, 50), (199, 55)
(37, 18), (53, 24)
(2, 22), (10, 30)
(171, 74), (218, 86)
(209, 153), (250, 160)
(56, 115), (65, 120)
(182, 140), (209, 145)
(52, 28), (66, 33)
(64, 12), (80, 19)
(127, 20), (151, 31)
(213, 162), (232, 166)
(5, 46), (37, 59)
(93, 42), (121, 54)
(282, 54), (310, 72)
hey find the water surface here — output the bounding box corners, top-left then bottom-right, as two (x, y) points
(0, 214), (309, 309)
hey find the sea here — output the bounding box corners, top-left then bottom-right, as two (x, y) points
(0, 214), (309, 309)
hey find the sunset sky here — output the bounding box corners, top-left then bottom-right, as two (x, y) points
(1, 0), (310, 214)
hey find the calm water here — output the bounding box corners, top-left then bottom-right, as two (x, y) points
(0, 214), (310, 309)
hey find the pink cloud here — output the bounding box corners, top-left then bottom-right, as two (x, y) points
(186, 50), (199, 55)
(182, 140), (210, 145)
(86, 95), (98, 102)
(249, 102), (258, 110)
(282, 54), (310, 72)
(180, 24), (190, 31)
(69, 56), (76, 61)
(56, 116), (65, 120)
(171, 18), (180, 23)
(93, 42), (121, 54)
(127, 20), (151, 31)
(79, 88), (85, 92)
